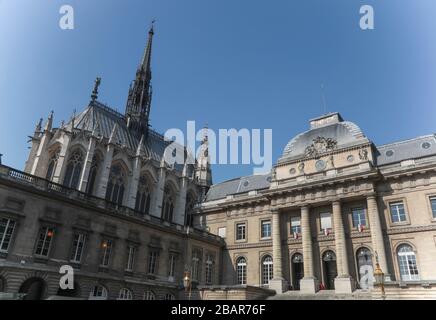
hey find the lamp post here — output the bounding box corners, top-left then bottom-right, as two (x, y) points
(183, 270), (192, 301)
(373, 252), (386, 300)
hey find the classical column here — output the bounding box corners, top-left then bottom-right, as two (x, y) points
(367, 195), (389, 279)
(332, 201), (354, 293)
(269, 208), (288, 294)
(300, 206), (319, 293)
(78, 135), (97, 192)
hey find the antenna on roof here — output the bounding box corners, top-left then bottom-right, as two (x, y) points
(320, 83), (327, 115)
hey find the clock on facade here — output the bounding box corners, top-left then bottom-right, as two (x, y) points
(315, 159), (326, 171)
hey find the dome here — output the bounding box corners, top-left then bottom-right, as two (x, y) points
(280, 113), (369, 162)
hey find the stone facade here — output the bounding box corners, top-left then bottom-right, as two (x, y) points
(200, 113), (436, 297)
(0, 165), (223, 300)
(0, 26), (219, 300)
(1, 25), (436, 301)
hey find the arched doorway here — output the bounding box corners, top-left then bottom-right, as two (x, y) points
(322, 251), (337, 290)
(291, 253), (304, 290)
(19, 278), (46, 300)
(356, 248), (373, 290)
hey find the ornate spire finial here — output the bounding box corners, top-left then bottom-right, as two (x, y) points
(70, 108), (77, 130)
(150, 19), (156, 33)
(91, 77), (101, 102)
(44, 110), (54, 132)
(203, 123), (209, 143)
(35, 118), (43, 132)
(125, 23), (155, 137)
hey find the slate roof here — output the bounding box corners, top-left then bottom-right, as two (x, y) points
(206, 132), (436, 202)
(71, 101), (187, 172)
(205, 174), (271, 201)
(280, 121), (369, 162)
(375, 134), (436, 166)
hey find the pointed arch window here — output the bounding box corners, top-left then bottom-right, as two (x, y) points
(86, 154), (101, 195)
(185, 193), (197, 227)
(162, 186), (174, 222)
(135, 176), (152, 215)
(63, 150), (84, 189)
(105, 164), (126, 206)
(46, 149), (60, 181)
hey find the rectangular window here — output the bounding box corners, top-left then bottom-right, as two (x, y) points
(351, 208), (367, 228)
(290, 217), (301, 235)
(320, 212), (332, 232)
(205, 254), (213, 285)
(70, 233), (86, 263)
(389, 202), (407, 223)
(148, 251), (159, 274)
(218, 227), (226, 238)
(192, 250), (201, 281)
(260, 220), (271, 239)
(236, 223), (246, 241)
(35, 226), (55, 257)
(100, 239), (113, 266)
(0, 218), (16, 253)
(168, 253), (176, 278)
(430, 197), (436, 219)
(125, 246), (136, 272)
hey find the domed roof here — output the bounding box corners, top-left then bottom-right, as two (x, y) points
(280, 113), (369, 162)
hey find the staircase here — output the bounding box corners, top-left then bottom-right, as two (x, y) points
(269, 290), (372, 300)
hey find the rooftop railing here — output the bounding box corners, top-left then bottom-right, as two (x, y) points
(0, 165), (222, 243)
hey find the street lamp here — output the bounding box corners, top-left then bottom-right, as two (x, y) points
(183, 270), (192, 300)
(373, 253), (386, 300)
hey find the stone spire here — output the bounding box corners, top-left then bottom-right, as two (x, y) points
(33, 118), (43, 137)
(125, 22), (155, 137)
(195, 126), (213, 192)
(44, 111), (54, 132)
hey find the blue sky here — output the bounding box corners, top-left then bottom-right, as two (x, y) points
(1, 0), (436, 183)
